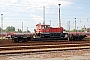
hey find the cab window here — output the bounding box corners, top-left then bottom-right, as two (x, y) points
(42, 26), (44, 29)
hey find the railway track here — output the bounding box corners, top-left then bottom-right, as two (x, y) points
(0, 38), (90, 54)
(0, 46), (89, 54)
(0, 38), (90, 46)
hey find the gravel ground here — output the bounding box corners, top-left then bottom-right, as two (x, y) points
(0, 49), (90, 60)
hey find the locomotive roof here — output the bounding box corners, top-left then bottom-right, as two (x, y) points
(36, 24), (50, 26)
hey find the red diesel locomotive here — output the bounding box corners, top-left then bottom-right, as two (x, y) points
(35, 23), (67, 38)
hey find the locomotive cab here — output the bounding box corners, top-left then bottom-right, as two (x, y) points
(36, 23), (50, 33)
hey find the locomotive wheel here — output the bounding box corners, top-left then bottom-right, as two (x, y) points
(14, 39), (19, 42)
(22, 39), (27, 42)
(79, 37), (82, 41)
(69, 37), (73, 41)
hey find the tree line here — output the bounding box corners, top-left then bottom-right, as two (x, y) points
(0, 26), (30, 33)
(65, 28), (90, 32)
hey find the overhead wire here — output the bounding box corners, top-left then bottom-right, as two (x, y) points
(0, 0), (90, 30)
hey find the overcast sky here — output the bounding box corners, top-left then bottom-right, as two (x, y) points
(0, 0), (90, 32)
